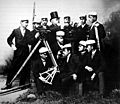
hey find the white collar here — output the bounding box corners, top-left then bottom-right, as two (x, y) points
(20, 26), (25, 31)
(91, 49), (96, 58)
(57, 42), (64, 49)
(20, 26), (26, 36)
(67, 53), (71, 62)
(81, 24), (86, 28)
(90, 21), (97, 30)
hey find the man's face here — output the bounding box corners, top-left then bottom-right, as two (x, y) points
(87, 15), (97, 24)
(64, 19), (70, 26)
(34, 23), (41, 29)
(80, 19), (86, 25)
(41, 20), (48, 26)
(86, 45), (93, 52)
(21, 21), (28, 28)
(78, 44), (85, 52)
(40, 52), (47, 60)
(51, 18), (59, 25)
(64, 22), (69, 27)
(56, 35), (64, 44)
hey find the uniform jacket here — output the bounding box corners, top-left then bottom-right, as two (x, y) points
(32, 55), (53, 78)
(88, 22), (106, 51)
(75, 24), (89, 41)
(64, 25), (73, 43)
(85, 50), (106, 74)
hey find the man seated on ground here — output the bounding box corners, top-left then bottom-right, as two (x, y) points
(32, 47), (53, 98)
(75, 40), (88, 83)
(57, 43), (76, 96)
(84, 40), (106, 95)
(64, 40), (88, 95)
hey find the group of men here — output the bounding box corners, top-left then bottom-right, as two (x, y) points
(2, 11), (106, 98)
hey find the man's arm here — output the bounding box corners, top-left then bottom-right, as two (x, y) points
(7, 29), (15, 47)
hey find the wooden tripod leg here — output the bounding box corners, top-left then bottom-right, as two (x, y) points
(8, 39), (42, 86)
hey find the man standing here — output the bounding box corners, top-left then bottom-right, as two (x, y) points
(77, 15), (89, 41)
(2, 18), (31, 89)
(63, 16), (73, 44)
(74, 14), (89, 53)
(41, 18), (49, 29)
(87, 12), (106, 52)
(47, 11), (61, 57)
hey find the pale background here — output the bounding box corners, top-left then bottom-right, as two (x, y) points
(0, 0), (120, 65)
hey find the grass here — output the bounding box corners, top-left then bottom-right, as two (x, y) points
(1, 88), (120, 104)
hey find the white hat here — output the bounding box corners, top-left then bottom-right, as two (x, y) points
(20, 17), (29, 22)
(79, 40), (86, 46)
(88, 11), (97, 16)
(86, 40), (96, 45)
(39, 47), (48, 53)
(63, 43), (71, 48)
(33, 17), (41, 23)
(56, 30), (65, 36)
(79, 13), (86, 19)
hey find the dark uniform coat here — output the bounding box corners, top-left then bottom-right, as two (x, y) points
(88, 22), (106, 51)
(84, 50), (106, 93)
(64, 25), (73, 44)
(85, 50), (105, 74)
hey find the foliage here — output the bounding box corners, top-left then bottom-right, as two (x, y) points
(1, 58), (12, 75)
(2, 90), (120, 104)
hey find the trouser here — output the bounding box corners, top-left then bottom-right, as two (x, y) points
(83, 72), (104, 95)
(6, 55), (30, 86)
(31, 57), (51, 95)
(98, 72), (104, 94)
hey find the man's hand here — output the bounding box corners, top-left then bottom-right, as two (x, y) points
(11, 44), (17, 50)
(72, 74), (77, 80)
(35, 32), (40, 38)
(85, 66), (93, 72)
(91, 73), (96, 80)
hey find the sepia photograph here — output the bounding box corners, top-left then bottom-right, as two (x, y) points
(0, 0), (120, 103)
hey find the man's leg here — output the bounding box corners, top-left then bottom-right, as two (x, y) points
(98, 72), (105, 95)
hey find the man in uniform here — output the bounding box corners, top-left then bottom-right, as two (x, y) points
(74, 14), (89, 53)
(84, 40), (106, 95)
(63, 16), (73, 44)
(33, 47), (52, 97)
(41, 18), (49, 29)
(87, 12), (106, 52)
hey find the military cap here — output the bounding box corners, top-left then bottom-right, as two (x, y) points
(79, 14), (86, 20)
(20, 17), (29, 23)
(86, 40), (96, 45)
(33, 17), (41, 24)
(79, 40), (86, 46)
(63, 43), (71, 49)
(39, 47), (48, 53)
(64, 16), (71, 23)
(41, 18), (48, 21)
(56, 30), (65, 36)
(88, 11), (97, 17)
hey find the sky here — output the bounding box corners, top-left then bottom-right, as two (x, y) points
(0, 0), (120, 65)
